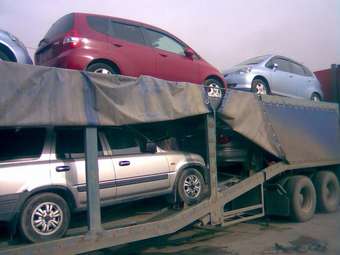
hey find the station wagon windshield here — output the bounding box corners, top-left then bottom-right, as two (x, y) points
(238, 55), (269, 66)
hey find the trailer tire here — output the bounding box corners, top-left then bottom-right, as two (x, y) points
(286, 175), (316, 222)
(177, 168), (206, 205)
(313, 171), (340, 213)
(19, 192), (70, 243)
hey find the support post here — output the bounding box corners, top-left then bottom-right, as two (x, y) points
(331, 64), (339, 103)
(205, 113), (223, 225)
(85, 127), (102, 234)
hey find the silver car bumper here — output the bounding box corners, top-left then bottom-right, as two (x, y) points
(224, 73), (254, 91)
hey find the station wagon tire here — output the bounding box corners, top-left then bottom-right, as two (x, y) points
(313, 171), (340, 213)
(86, 63), (117, 75)
(204, 78), (223, 98)
(285, 175), (316, 222)
(19, 193), (70, 243)
(251, 78), (269, 95)
(311, 93), (321, 102)
(0, 50), (10, 61)
(177, 168), (206, 205)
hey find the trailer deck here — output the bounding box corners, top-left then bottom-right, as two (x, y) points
(0, 62), (339, 254)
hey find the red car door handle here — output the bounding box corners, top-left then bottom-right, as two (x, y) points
(159, 53), (168, 58)
(113, 43), (123, 48)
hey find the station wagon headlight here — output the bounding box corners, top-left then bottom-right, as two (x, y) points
(239, 67), (252, 74)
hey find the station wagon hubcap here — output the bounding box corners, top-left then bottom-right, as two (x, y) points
(255, 83), (267, 95)
(94, 68), (112, 75)
(256, 83), (267, 95)
(184, 175), (201, 198)
(31, 202), (63, 235)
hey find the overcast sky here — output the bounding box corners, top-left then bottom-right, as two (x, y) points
(0, 0), (339, 71)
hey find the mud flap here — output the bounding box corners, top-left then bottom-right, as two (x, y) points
(264, 184), (290, 216)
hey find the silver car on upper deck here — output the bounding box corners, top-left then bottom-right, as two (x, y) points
(223, 55), (323, 101)
(0, 29), (33, 64)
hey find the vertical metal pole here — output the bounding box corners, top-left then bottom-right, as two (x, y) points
(331, 64), (338, 103)
(205, 113), (223, 225)
(85, 127), (102, 233)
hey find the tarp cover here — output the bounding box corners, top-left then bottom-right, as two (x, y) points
(0, 62), (209, 127)
(1, 62), (340, 165)
(218, 90), (340, 164)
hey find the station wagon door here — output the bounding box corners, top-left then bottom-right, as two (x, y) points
(102, 128), (170, 198)
(51, 128), (116, 206)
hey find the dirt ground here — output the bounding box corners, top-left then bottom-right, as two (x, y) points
(0, 199), (339, 255)
(89, 210), (340, 255)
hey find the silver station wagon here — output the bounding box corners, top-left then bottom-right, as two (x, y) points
(223, 55), (323, 101)
(0, 127), (207, 242)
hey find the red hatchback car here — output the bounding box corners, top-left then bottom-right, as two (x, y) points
(35, 13), (225, 97)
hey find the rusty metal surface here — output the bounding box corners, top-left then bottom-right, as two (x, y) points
(0, 199), (211, 255)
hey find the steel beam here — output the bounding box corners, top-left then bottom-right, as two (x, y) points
(331, 64), (340, 104)
(85, 127), (102, 234)
(205, 113), (223, 225)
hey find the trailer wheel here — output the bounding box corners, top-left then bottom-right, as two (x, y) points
(177, 168), (206, 205)
(286, 176), (316, 222)
(19, 192), (70, 243)
(313, 171), (340, 213)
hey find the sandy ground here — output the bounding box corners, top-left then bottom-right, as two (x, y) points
(89, 210), (340, 255)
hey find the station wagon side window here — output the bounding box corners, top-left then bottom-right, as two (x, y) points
(290, 62), (306, 76)
(273, 58), (291, 73)
(0, 128), (46, 161)
(87, 16), (110, 35)
(110, 21), (145, 45)
(55, 128), (103, 160)
(144, 29), (185, 55)
(104, 128), (141, 156)
(303, 66), (314, 77)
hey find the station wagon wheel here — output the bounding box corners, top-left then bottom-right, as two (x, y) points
(86, 62), (117, 75)
(311, 93), (321, 102)
(251, 78), (269, 95)
(177, 168), (206, 205)
(19, 192), (70, 243)
(204, 78), (223, 98)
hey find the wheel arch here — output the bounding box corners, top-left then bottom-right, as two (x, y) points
(310, 91), (322, 101)
(174, 163), (209, 191)
(0, 43), (17, 62)
(17, 185), (77, 213)
(86, 58), (121, 74)
(204, 75), (225, 89)
(253, 75), (271, 93)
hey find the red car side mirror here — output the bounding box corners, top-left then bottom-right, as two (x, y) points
(184, 48), (195, 58)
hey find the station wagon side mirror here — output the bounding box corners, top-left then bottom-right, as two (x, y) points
(145, 141), (157, 153)
(184, 48), (195, 59)
(272, 63), (278, 70)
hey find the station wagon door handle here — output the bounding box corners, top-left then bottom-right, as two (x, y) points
(289, 75), (293, 78)
(113, 43), (123, 48)
(56, 166), (71, 172)
(119, 161), (130, 166)
(159, 53), (168, 58)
